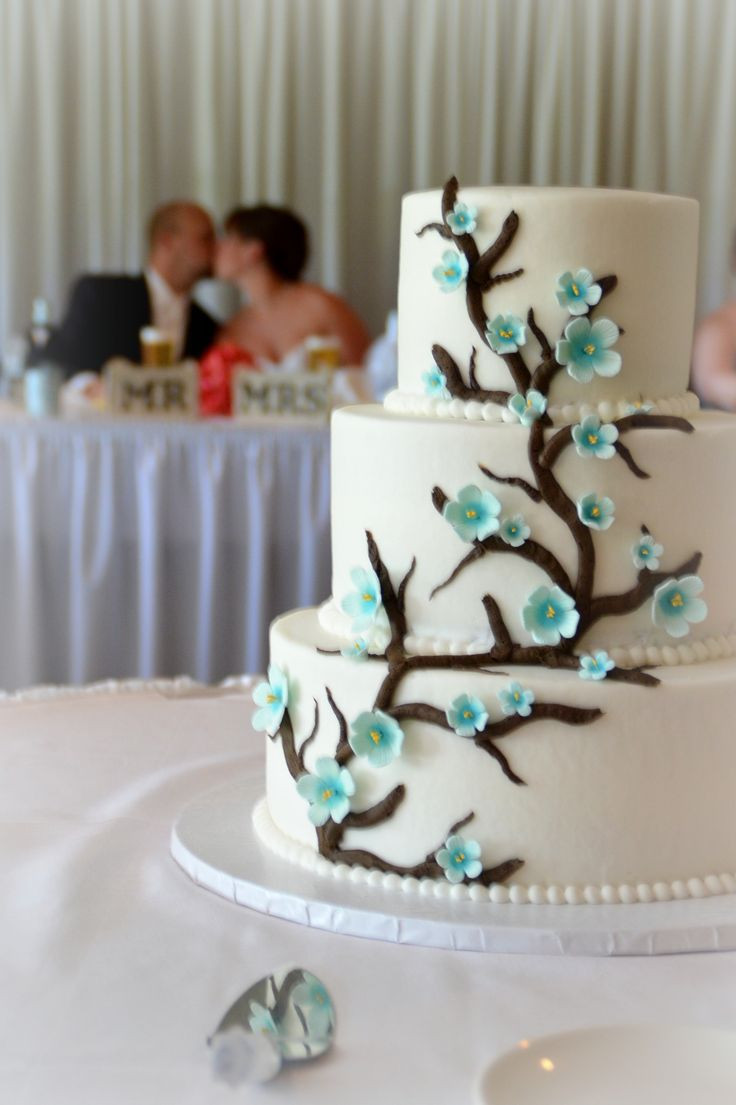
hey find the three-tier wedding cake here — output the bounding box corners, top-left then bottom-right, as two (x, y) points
(251, 179), (736, 905)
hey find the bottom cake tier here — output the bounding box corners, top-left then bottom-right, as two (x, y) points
(259, 607), (736, 904)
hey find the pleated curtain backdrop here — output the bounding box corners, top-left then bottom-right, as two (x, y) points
(1, 0), (735, 350)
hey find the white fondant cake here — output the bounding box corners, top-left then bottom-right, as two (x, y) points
(253, 180), (736, 902)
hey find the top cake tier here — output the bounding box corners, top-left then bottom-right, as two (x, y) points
(393, 183), (699, 416)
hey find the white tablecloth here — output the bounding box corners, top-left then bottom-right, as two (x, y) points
(0, 414), (330, 691)
(3, 679), (735, 1104)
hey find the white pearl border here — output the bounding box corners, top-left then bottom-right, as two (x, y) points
(252, 798), (736, 906)
(383, 388), (700, 425)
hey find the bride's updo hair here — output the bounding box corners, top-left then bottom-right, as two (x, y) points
(223, 205), (309, 282)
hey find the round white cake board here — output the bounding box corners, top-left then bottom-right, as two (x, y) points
(170, 778), (736, 957)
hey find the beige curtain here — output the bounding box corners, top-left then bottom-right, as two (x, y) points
(1, 0), (735, 348)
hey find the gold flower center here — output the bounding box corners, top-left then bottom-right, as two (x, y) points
(671, 592), (684, 608)
(584, 343), (596, 354)
(455, 852), (465, 863)
(587, 433), (598, 445)
(546, 605), (556, 619)
(571, 282), (580, 295)
(500, 328), (513, 339)
(362, 592), (373, 601)
(322, 788), (333, 800)
(466, 508), (477, 518)
(510, 526), (517, 534)
(463, 710), (473, 718)
(266, 693), (277, 703)
(591, 505), (601, 516)
(370, 729), (382, 744)
(444, 268), (456, 277)
(513, 691), (520, 700)
(641, 547), (649, 556)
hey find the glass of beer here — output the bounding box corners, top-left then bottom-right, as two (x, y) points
(140, 326), (175, 367)
(305, 335), (341, 372)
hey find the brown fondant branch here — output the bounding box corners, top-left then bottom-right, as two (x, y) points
(366, 529), (407, 653)
(429, 532), (574, 601)
(527, 307), (553, 360)
(472, 210), (521, 286)
(317, 841), (524, 887)
(341, 785), (407, 831)
(273, 708), (302, 781)
(579, 550), (703, 639)
(483, 594), (512, 656)
(416, 221), (453, 241)
(538, 413), (694, 471)
(397, 557), (417, 619)
(499, 350), (532, 394)
(326, 686), (352, 766)
(530, 273), (619, 394)
(431, 344), (510, 405)
(613, 441), (649, 479)
(296, 701), (320, 772)
(478, 464), (543, 503)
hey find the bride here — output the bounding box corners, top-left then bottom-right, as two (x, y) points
(200, 204), (371, 413)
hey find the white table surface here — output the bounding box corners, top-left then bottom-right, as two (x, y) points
(0, 411), (330, 691)
(3, 678), (736, 1105)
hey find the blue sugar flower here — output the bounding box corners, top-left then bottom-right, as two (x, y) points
(432, 249), (469, 292)
(577, 492), (615, 531)
(556, 268), (602, 315)
(296, 757), (356, 826)
(252, 664), (289, 736)
(522, 585), (580, 645)
(652, 575), (708, 638)
(340, 566), (382, 632)
(248, 1002), (278, 1037)
(436, 833), (483, 884)
(446, 693), (489, 737)
(443, 484), (501, 543)
(499, 514), (531, 548)
(292, 978), (334, 1039)
(555, 317), (622, 383)
(497, 680), (535, 717)
(486, 313), (527, 354)
(340, 637), (369, 661)
(571, 414), (619, 459)
(446, 201), (478, 236)
(624, 399), (654, 415)
(578, 650), (615, 681)
(421, 366), (451, 399)
(632, 533), (663, 571)
(507, 389), (547, 426)
(349, 710), (405, 767)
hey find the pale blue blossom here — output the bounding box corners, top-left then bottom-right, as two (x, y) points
(652, 575), (708, 638)
(349, 710), (404, 767)
(340, 637), (369, 661)
(341, 566), (382, 632)
(436, 834), (483, 884)
(578, 650), (615, 680)
(556, 268), (602, 315)
(577, 492), (616, 531)
(522, 585), (580, 645)
(555, 317), (622, 383)
(499, 514), (531, 548)
(296, 757), (356, 826)
(252, 665), (289, 736)
(497, 681), (535, 717)
(446, 200), (478, 235)
(624, 399), (654, 415)
(421, 366), (451, 399)
(432, 249), (469, 292)
(292, 978), (334, 1039)
(572, 414), (619, 459)
(443, 484), (502, 542)
(507, 389), (547, 426)
(632, 533), (663, 571)
(446, 693), (489, 737)
(486, 313), (527, 354)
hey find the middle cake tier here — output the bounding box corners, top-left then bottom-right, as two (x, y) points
(320, 404), (733, 663)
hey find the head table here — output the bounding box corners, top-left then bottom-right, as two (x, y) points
(3, 677), (735, 1104)
(0, 407), (330, 691)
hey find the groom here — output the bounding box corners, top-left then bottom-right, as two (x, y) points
(45, 201), (218, 376)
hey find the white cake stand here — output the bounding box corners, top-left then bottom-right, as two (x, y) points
(170, 778), (736, 957)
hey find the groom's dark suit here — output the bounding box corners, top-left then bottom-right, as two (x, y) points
(45, 274), (217, 376)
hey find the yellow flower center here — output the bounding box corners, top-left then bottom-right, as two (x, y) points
(322, 788), (333, 800)
(571, 282), (580, 296)
(466, 508), (477, 518)
(584, 343), (596, 355)
(546, 604), (556, 619)
(362, 592), (373, 601)
(266, 693), (277, 703)
(455, 852), (465, 863)
(444, 268), (456, 277)
(463, 709), (473, 718)
(671, 592), (684, 608)
(591, 505), (601, 516)
(641, 547), (649, 557)
(500, 328), (513, 339)
(587, 433), (598, 445)
(370, 729), (382, 744)
(513, 691), (520, 701)
(510, 526), (517, 534)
